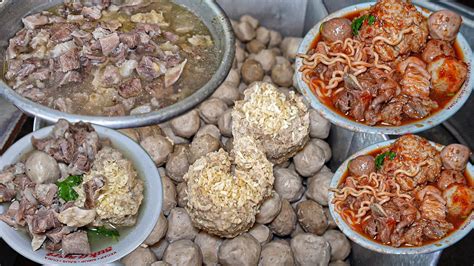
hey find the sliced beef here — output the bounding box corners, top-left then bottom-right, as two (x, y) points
(102, 65), (122, 86)
(50, 24), (76, 43)
(22, 14), (49, 30)
(34, 184), (58, 206)
(57, 49), (80, 73)
(82, 6), (102, 20)
(119, 32), (140, 48)
(70, 153), (91, 173)
(0, 201), (21, 227)
(136, 23), (161, 37)
(0, 183), (17, 203)
(44, 240), (62, 251)
(13, 175), (34, 191)
(62, 231), (91, 255)
(136, 56), (165, 81)
(99, 32), (120, 56)
(30, 208), (61, 234)
(31, 68), (50, 81)
(118, 78), (142, 98)
(59, 71), (83, 87)
(46, 226), (75, 244)
(423, 220), (453, 240)
(83, 175), (105, 209)
(164, 31), (179, 43)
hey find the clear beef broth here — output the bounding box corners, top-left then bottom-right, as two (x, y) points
(3, 0), (219, 116)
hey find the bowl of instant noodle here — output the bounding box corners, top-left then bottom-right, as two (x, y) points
(0, 121), (162, 264)
(294, 1), (473, 135)
(328, 136), (473, 254)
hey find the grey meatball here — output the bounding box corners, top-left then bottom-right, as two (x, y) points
(309, 109), (331, 139)
(213, 81), (240, 106)
(323, 230), (351, 261)
(25, 151), (60, 184)
(324, 208), (337, 229)
(256, 191), (282, 224)
(296, 200), (328, 235)
(241, 59), (264, 84)
(196, 124), (221, 140)
(268, 199), (297, 237)
(176, 182), (188, 208)
(165, 145), (190, 183)
(166, 208), (198, 243)
(161, 175), (177, 215)
(249, 224), (273, 245)
(218, 109), (233, 138)
(199, 98), (228, 125)
(194, 231), (222, 266)
(189, 134), (221, 163)
(290, 233), (331, 266)
(259, 240), (295, 266)
(170, 110), (200, 138)
(321, 18), (352, 43)
(163, 239), (202, 266)
(271, 63), (293, 87)
(428, 10), (462, 41)
(218, 234), (261, 266)
(140, 135), (173, 167)
(122, 246), (157, 266)
(306, 170), (333, 206)
(440, 144), (471, 171)
(294, 140), (325, 177)
(348, 155), (375, 176)
(274, 167), (304, 203)
(312, 139), (332, 162)
(144, 212), (168, 246)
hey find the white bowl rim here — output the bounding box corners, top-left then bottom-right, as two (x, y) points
(294, 2), (474, 135)
(0, 124), (162, 264)
(328, 139), (474, 254)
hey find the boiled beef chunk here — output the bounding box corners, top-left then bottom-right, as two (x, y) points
(62, 231), (91, 255)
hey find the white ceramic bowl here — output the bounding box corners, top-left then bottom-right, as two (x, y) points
(328, 139), (473, 254)
(0, 124), (162, 264)
(294, 2), (474, 135)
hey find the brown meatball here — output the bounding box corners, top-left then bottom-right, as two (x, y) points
(440, 144), (471, 171)
(427, 56), (468, 94)
(421, 39), (455, 63)
(437, 169), (466, 190)
(321, 18), (352, 43)
(348, 155), (375, 176)
(428, 10), (462, 41)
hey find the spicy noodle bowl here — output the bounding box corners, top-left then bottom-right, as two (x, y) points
(295, 1), (473, 134)
(328, 135), (473, 254)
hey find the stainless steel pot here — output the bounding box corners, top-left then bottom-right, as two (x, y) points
(0, 0), (235, 129)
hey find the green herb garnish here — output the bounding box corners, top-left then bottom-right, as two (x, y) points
(447, 93), (456, 97)
(351, 14), (376, 35)
(88, 226), (120, 240)
(56, 175), (83, 201)
(375, 151), (396, 170)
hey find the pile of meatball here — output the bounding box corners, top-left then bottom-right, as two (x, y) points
(119, 15), (351, 266)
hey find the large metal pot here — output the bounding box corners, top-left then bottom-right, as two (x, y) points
(0, 0), (235, 129)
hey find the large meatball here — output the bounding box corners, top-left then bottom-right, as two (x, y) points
(321, 18), (352, 43)
(428, 10), (462, 41)
(437, 170), (466, 190)
(443, 184), (473, 217)
(440, 144), (471, 171)
(25, 151), (60, 184)
(290, 233), (330, 266)
(421, 39), (455, 63)
(348, 155), (375, 176)
(218, 234), (261, 266)
(428, 57), (468, 94)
